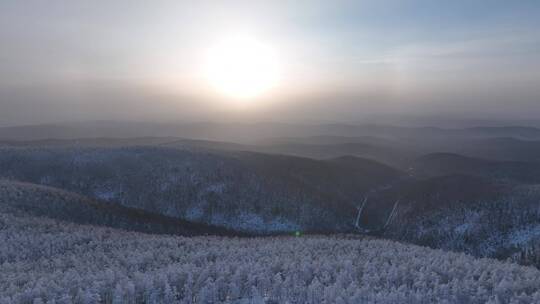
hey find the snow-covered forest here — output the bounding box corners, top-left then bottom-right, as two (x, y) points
(2, 210), (540, 304)
(2, 147), (540, 269)
(385, 184), (540, 268)
(0, 147), (375, 232)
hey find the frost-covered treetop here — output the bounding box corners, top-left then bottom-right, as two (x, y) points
(1, 212), (540, 304)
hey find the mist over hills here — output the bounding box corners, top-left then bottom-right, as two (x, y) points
(4, 120), (540, 142)
(412, 153), (540, 183)
(4, 121), (540, 166)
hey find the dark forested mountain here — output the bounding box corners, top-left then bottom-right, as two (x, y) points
(348, 173), (540, 267)
(0, 146), (401, 232)
(0, 180), (237, 236)
(455, 137), (540, 163)
(384, 182), (540, 267)
(349, 174), (509, 232)
(412, 153), (540, 183)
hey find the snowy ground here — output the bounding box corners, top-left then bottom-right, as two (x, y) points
(2, 213), (540, 304)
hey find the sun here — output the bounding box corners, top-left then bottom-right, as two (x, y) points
(204, 34), (280, 101)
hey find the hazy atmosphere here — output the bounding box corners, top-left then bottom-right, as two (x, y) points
(2, 0), (540, 125)
(4, 2), (540, 303)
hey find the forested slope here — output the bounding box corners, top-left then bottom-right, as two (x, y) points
(2, 210), (540, 304)
(0, 180), (238, 236)
(0, 147), (400, 232)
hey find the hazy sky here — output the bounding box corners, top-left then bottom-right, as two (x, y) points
(1, 0), (540, 125)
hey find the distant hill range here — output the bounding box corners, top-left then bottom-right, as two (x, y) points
(3, 121), (540, 141)
(412, 153), (540, 183)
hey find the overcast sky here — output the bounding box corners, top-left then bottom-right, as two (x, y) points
(1, 0), (540, 126)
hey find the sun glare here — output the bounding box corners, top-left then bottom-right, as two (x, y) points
(204, 34), (280, 101)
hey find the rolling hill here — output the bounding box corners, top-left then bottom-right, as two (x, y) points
(412, 153), (540, 183)
(0, 147), (402, 232)
(2, 134), (540, 268)
(0, 180), (238, 236)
